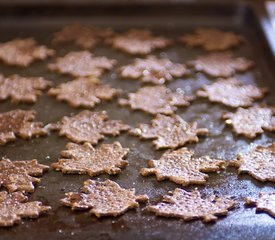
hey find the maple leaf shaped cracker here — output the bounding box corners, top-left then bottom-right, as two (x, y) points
(130, 114), (208, 149)
(0, 38), (55, 67)
(245, 192), (275, 218)
(118, 56), (189, 84)
(53, 23), (114, 49)
(141, 147), (225, 186)
(0, 109), (49, 145)
(48, 77), (121, 108)
(52, 110), (129, 144)
(147, 188), (235, 222)
(197, 78), (268, 108)
(229, 143), (275, 182)
(222, 105), (275, 138)
(60, 179), (148, 217)
(188, 52), (254, 78)
(52, 141), (129, 176)
(179, 28), (244, 51)
(0, 191), (51, 227)
(107, 29), (172, 55)
(119, 86), (195, 115)
(0, 158), (49, 193)
(0, 74), (52, 103)
(48, 51), (117, 78)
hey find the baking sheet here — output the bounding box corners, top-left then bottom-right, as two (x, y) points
(0, 2), (274, 240)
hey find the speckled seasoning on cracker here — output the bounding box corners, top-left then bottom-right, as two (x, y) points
(0, 38), (55, 67)
(141, 147), (225, 186)
(53, 23), (114, 49)
(147, 189), (235, 222)
(118, 56), (189, 84)
(48, 51), (117, 77)
(0, 158), (49, 193)
(52, 141), (129, 176)
(107, 29), (172, 55)
(119, 86), (195, 115)
(130, 114), (208, 149)
(230, 143), (275, 182)
(245, 192), (275, 218)
(0, 191), (51, 227)
(0, 109), (50, 145)
(188, 52), (254, 78)
(197, 78), (268, 108)
(60, 179), (148, 217)
(0, 74), (52, 103)
(179, 28), (244, 51)
(222, 105), (275, 138)
(51, 110), (129, 144)
(48, 77), (121, 108)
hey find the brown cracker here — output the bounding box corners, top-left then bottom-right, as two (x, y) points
(118, 56), (189, 84)
(230, 143), (275, 182)
(245, 192), (275, 218)
(48, 51), (117, 78)
(179, 28), (244, 51)
(0, 74), (52, 103)
(197, 78), (268, 108)
(188, 52), (254, 78)
(53, 23), (114, 49)
(147, 188), (235, 222)
(52, 110), (129, 144)
(0, 191), (51, 227)
(0, 158), (49, 193)
(222, 105), (275, 138)
(52, 141), (129, 176)
(0, 109), (49, 145)
(141, 147), (225, 186)
(119, 86), (195, 115)
(48, 77), (121, 108)
(60, 179), (148, 217)
(130, 114), (208, 149)
(0, 38), (55, 67)
(107, 29), (172, 55)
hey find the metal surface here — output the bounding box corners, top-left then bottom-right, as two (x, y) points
(0, 2), (274, 240)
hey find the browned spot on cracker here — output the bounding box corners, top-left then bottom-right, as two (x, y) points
(107, 29), (172, 55)
(53, 23), (114, 49)
(48, 51), (117, 78)
(141, 147), (225, 186)
(118, 56), (189, 84)
(119, 86), (194, 115)
(0, 158), (49, 193)
(0, 191), (51, 227)
(60, 179), (148, 217)
(230, 143), (275, 182)
(222, 105), (275, 138)
(52, 110), (129, 144)
(147, 188), (235, 222)
(179, 28), (244, 51)
(0, 74), (52, 103)
(245, 192), (275, 218)
(0, 110), (49, 145)
(0, 38), (55, 67)
(188, 52), (254, 78)
(130, 114), (208, 149)
(197, 78), (268, 108)
(48, 77), (121, 108)
(52, 142), (129, 176)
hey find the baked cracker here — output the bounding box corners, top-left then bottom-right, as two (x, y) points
(119, 86), (195, 115)
(52, 141), (129, 176)
(130, 114), (208, 149)
(141, 147), (225, 186)
(60, 179), (148, 217)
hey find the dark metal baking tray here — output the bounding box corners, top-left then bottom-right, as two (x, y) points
(0, 1), (274, 240)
